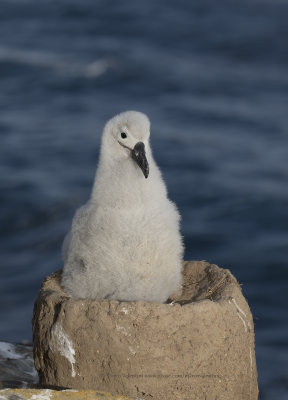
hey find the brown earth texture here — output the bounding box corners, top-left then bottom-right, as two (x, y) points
(33, 261), (258, 400)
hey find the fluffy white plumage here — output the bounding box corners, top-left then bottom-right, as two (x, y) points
(61, 111), (184, 303)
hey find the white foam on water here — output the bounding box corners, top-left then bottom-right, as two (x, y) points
(0, 342), (23, 360)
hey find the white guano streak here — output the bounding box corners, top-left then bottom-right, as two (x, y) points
(228, 297), (251, 332)
(49, 322), (76, 377)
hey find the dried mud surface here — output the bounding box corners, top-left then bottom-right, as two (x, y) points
(33, 261), (258, 400)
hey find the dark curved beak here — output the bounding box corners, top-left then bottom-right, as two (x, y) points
(131, 142), (149, 178)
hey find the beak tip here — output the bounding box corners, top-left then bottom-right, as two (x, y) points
(132, 142), (149, 179)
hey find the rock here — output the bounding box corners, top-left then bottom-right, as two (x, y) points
(33, 261), (258, 400)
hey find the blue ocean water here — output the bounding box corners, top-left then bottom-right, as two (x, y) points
(0, 0), (287, 398)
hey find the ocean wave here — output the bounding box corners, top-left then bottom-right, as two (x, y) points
(0, 47), (110, 78)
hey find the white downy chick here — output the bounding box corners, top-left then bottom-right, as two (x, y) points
(61, 111), (184, 303)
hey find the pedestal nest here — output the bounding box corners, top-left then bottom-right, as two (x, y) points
(33, 261), (258, 400)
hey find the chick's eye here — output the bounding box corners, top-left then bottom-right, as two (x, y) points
(121, 132), (127, 139)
